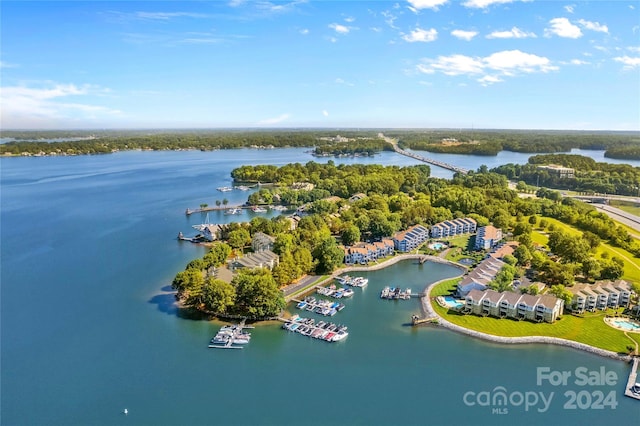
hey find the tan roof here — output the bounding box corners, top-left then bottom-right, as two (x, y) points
(537, 294), (560, 309)
(500, 291), (523, 306)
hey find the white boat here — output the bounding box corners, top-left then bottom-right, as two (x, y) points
(271, 205), (288, 211)
(251, 206), (267, 213)
(192, 213), (214, 231)
(234, 185), (250, 191)
(225, 208), (242, 215)
(331, 330), (349, 342)
(217, 186), (233, 192)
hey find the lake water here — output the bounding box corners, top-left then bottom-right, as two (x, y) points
(1, 148), (638, 425)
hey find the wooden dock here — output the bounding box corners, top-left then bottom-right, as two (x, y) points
(624, 358), (640, 400)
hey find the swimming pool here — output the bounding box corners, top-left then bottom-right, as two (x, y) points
(429, 242), (445, 251)
(612, 318), (640, 332)
(441, 296), (465, 309)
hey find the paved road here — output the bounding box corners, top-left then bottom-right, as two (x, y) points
(594, 204), (640, 236)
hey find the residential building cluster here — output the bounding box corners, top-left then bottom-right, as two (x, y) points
(343, 239), (395, 265)
(474, 225), (503, 250)
(456, 257), (506, 297)
(430, 217), (477, 239)
(568, 280), (633, 312)
(464, 289), (564, 323)
(392, 225), (430, 252)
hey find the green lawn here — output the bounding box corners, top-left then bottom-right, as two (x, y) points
(430, 281), (640, 353)
(533, 217), (640, 283)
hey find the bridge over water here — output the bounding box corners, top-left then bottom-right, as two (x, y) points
(379, 133), (470, 175)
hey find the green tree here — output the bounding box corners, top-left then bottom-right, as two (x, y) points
(313, 237), (344, 274)
(202, 278), (236, 314)
(549, 284), (573, 307)
(341, 224), (361, 246)
(233, 268), (285, 318)
(513, 244), (533, 266)
(273, 233), (295, 255)
(489, 265), (516, 292)
(228, 228), (251, 250)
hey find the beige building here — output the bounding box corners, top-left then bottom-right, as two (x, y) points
(464, 289), (564, 323)
(569, 280), (633, 313)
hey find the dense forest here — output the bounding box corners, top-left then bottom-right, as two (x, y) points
(2, 129), (639, 159)
(492, 154), (640, 196)
(387, 129), (640, 158)
(173, 160), (639, 318)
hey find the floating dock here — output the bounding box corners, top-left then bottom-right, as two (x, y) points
(624, 358), (640, 401)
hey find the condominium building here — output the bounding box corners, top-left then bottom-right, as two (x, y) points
(569, 280), (633, 313)
(464, 289), (564, 323)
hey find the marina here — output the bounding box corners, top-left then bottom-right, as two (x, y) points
(281, 316), (349, 342)
(335, 275), (368, 287)
(380, 286), (412, 300)
(295, 296), (345, 316)
(316, 284), (355, 299)
(208, 320), (255, 349)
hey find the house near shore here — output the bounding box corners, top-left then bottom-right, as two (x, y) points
(392, 225), (430, 252)
(456, 257), (506, 297)
(251, 232), (275, 252)
(202, 224), (222, 242)
(464, 289), (563, 323)
(343, 239), (394, 264)
(568, 280), (633, 313)
(228, 250), (279, 271)
(430, 217), (477, 239)
(474, 225), (503, 250)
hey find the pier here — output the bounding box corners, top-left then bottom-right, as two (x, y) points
(624, 358), (640, 401)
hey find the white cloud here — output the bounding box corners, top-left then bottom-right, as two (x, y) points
(300, 28), (309, 35)
(462, 0), (518, 9)
(0, 82), (121, 129)
(451, 29), (478, 41)
(403, 27), (438, 42)
(407, 0), (448, 10)
(545, 17), (582, 38)
(381, 10), (399, 29)
(0, 61), (19, 68)
(329, 23), (350, 34)
(322, 110), (329, 117)
(614, 56), (640, 70)
(344, 16), (355, 23)
(577, 19), (609, 34)
(478, 75), (503, 86)
(628, 46), (640, 53)
(486, 27), (536, 39)
(564, 4), (575, 13)
(483, 50), (557, 74)
(569, 59), (590, 65)
(258, 113), (291, 125)
(417, 49), (557, 83)
(419, 54), (485, 75)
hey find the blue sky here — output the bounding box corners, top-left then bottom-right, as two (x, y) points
(1, 0), (639, 130)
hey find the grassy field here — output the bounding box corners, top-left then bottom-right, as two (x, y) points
(532, 217), (640, 283)
(430, 281), (640, 353)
